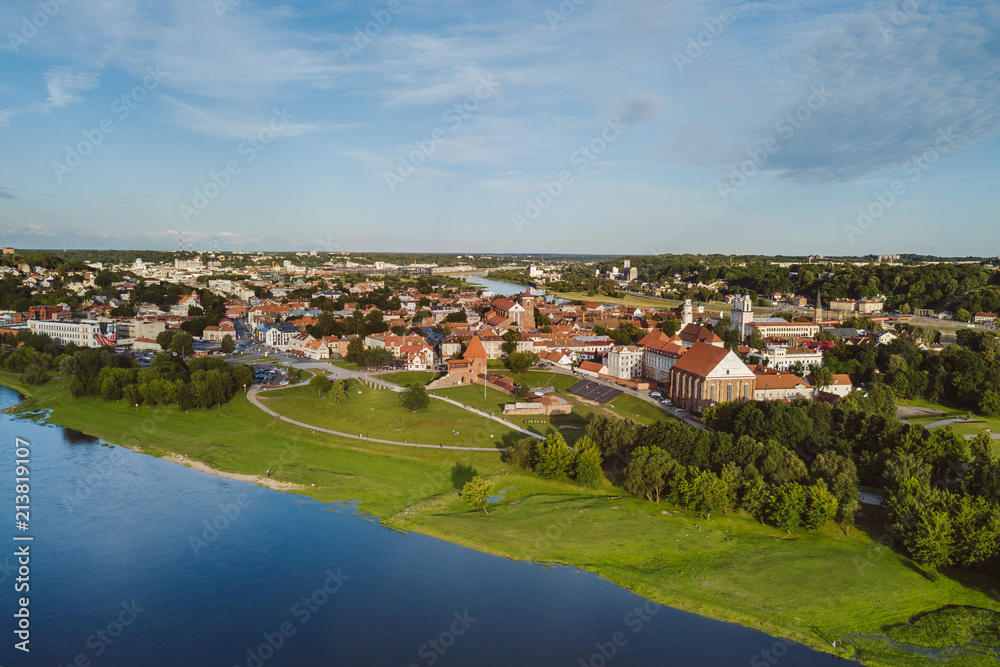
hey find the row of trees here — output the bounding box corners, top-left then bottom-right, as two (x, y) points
(501, 434), (603, 487)
(60, 348), (253, 409)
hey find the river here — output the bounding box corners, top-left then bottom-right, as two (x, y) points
(0, 386), (849, 666)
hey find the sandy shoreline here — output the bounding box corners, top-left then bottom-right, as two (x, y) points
(160, 453), (308, 492)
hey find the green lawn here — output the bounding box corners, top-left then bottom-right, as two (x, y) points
(5, 372), (999, 666)
(261, 381), (512, 448)
(375, 370), (441, 386)
(605, 393), (670, 424)
(493, 369), (579, 391)
(329, 359), (361, 371)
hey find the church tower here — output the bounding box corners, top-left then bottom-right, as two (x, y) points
(814, 289), (823, 325)
(518, 291), (536, 331)
(731, 294), (754, 339)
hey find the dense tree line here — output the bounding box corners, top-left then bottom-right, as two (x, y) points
(822, 331), (1000, 414)
(1, 331), (253, 410)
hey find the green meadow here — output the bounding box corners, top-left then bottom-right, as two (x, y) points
(3, 372), (999, 665)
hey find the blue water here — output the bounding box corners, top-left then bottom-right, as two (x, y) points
(0, 386), (850, 666)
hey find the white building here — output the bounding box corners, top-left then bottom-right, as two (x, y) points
(605, 345), (644, 380)
(263, 324), (298, 350)
(28, 319), (115, 348)
(759, 345), (824, 372)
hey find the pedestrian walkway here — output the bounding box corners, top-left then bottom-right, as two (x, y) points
(247, 384), (507, 452)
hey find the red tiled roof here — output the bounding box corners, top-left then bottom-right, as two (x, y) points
(670, 341), (732, 377)
(463, 335), (487, 359)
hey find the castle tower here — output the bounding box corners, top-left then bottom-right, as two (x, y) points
(682, 299), (693, 326)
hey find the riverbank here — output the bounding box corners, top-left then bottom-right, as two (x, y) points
(4, 373), (999, 666)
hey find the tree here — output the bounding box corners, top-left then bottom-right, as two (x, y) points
(802, 480), (839, 530)
(156, 330), (176, 351)
(346, 337), (364, 364)
(955, 308), (972, 323)
(623, 446), (675, 502)
(328, 380), (347, 404)
(979, 388), (1000, 418)
(220, 334), (235, 355)
(501, 437), (536, 470)
(767, 483), (806, 533)
(461, 476), (495, 514)
(691, 470), (730, 519)
(170, 332), (193, 357)
(535, 433), (573, 480)
(661, 315), (681, 337)
(908, 508), (954, 570)
(502, 329), (520, 356)
(310, 373), (332, 397)
(507, 351), (538, 375)
(572, 436), (603, 487)
(399, 384), (431, 412)
(811, 365), (834, 391)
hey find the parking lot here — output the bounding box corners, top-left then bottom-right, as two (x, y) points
(249, 364), (288, 386)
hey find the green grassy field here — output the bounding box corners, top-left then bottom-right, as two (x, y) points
(4, 372), (999, 665)
(375, 370), (441, 386)
(261, 381), (512, 447)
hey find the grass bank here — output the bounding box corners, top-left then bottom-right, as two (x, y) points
(3, 373), (998, 666)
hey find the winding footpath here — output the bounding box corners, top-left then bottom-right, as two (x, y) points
(246, 369), (544, 451)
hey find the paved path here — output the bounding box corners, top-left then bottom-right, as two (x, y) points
(248, 383), (508, 452)
(428, 393), (543, 439)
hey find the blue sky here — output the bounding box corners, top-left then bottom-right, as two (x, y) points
(0, 0), (997, 255)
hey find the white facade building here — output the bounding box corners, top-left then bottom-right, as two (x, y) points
(605, 345), (644, 380)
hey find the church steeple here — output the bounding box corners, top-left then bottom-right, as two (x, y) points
(814, 289), (823, 324)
